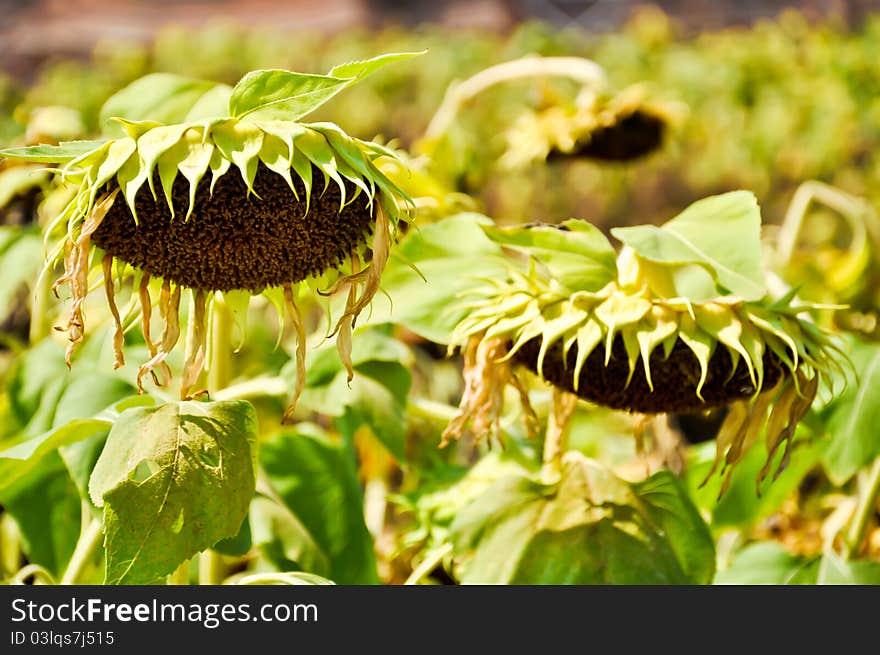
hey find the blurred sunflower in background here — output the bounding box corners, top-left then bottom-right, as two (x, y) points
(0, 53), (421, 419)
(444, 191), (849, 493)
(501, 84), (682, 169)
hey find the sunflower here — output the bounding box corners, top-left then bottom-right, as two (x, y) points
(443, 191), (848, 492)
(500, 85), (680, 169)
(0, 53), (420, 419)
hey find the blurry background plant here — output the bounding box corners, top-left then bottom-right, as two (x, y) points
(1, 2), (880, 586)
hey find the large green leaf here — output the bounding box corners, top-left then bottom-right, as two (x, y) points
(714, 543), (819, 584)
(88, 400), (258, 584)
(260, 428), (378, 584)
(0, 418), (110, 494)
(293, 330), (412, 460)
(612, 191), (767, 300)
(815, 553), (880, 584)
(450, 454), (715, 584)
(822, 340), (880, 484)
(99, 73), (222, 136)
(0, 452), (82, 577)
(229, 71), (350, 121)
(7, 338), (69, 428)
(362, 213), (508, 343)
(327, 51), (426, 79)
(482, 219), (617, 292)
(249, 494), (329, 575)
(716, 544), (880, 585)
(0, 140), (106, 164)
(230, 52), (422, 122)
(0, 227), (42, 326)
(0, 364), (144, 498)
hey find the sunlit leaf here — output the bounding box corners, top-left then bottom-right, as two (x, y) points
(89, 400), (258, 584)
(612, 191), (766, 300)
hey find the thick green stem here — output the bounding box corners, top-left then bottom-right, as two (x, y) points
(209, 297), (233, 395)
(29, 267), (54, 343)
(199, 550), (224, 585)
(845, 456), (880, 559)
(196, 295), (235, 582)
(60, 518), (103, 585)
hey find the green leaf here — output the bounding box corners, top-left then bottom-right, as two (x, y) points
(717, 545), (880, 585)
(212, 512), (252, 557)
(450, 454), (714, 584)
(822, 340), (880, 484)
(99, 73), (221, 136)
(88, 400), (258, 584)
(230, 52), (422, 122)
(260, 428), (378, 584)
(327, 51), (426, 79)
(249, 494), (329, 575)
(482, 219), (617, 292)
(184, 84), (234, 121)
(59, 431), (109, 506)
(361, 213), (508, 343)
(0, 140), (106, 164)
(0, 452), (82, 577)
(612, 191), (767, 300)
(0, 419), (110, 494)
(51, 375), (135, 429)
(816, 552), (880, 584)
(0, 227), (42, 327)
(290, 330), (412, 459)
(714, 543), (819, 584)
(7, 338), (69, 427)
(229, 71), (351, 122)
(298, 361), (410, 460)
(302, 328), (411, 388)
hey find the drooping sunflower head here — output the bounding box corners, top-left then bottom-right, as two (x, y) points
(445, 191), (849, 491)
(0, 53), (422, 418)
(501, 84), (681, 169)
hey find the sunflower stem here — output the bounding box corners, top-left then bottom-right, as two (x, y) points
(209, 295), (233, 395)
(844, 455), (880, 559)
(60, 518), (103, 585)
(29, 266), (54, 343)
(424, 56), (607, 141)
(199, 549), (225, 586)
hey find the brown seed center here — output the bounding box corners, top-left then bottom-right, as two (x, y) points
(514, 334), (784, 413)
(92, 164), (374, 292)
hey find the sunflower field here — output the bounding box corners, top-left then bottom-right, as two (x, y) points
(1, 6), (879, 587)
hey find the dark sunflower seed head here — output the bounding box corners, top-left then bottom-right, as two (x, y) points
(514, 334), (784, 414)
(92, 163), (374, 292)
(550, 109), (666, 163)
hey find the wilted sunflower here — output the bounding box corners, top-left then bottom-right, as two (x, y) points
(0, 54), (420, 419)
(444, 192), (848, 492)
(500, 85), (680, 169)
